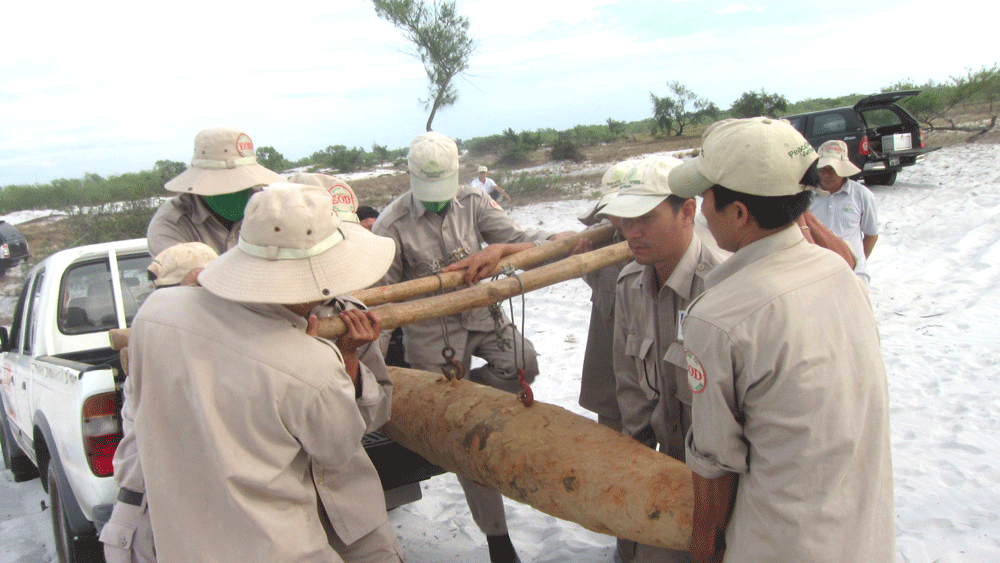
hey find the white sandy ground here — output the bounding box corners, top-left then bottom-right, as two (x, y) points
(3, 144), (999, 562)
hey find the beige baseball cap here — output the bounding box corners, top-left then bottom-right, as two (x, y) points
(198, 183), (395, 304)
(147, 242), (219, 287)
(477, 165), (488, 173)
(668, 117), (818, 198)
(578, 159), (641, 225)
(286, 172), (360, 223)
(816, 140), (862, 177)
(165, 127), (286, 196)
(408, 132), (460, 202)
(598, 156), (684, 219)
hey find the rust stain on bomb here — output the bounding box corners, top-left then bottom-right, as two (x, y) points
(462, 421), (495, 452)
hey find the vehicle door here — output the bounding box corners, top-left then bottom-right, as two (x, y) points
(3, 268), (45, 440)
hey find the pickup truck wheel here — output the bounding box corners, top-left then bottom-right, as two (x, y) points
(0, 401), (38, 482)
(48, 463), (104, 563)
(865, 171), (897, 186)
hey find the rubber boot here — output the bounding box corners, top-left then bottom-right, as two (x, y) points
(487, 534), (521, 563)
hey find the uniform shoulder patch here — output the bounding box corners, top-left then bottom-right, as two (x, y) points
(685, 349), (707, 393)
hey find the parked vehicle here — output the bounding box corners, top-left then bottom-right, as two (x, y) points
(2, 238), (440, 563)
(0, 221), (30, 276)
(784, 90), (941, 186)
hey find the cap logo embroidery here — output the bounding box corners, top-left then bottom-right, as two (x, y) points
(788, 143), (815, 158)
(236, 134), (255, 157)
(421, 161), (446, 178)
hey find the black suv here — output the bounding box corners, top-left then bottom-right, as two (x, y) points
(784, 90), (940, 185)
(0, 221), (30, 276)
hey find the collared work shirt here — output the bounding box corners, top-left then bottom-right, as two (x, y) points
(146, 193), (241, 257)
(371, 187), (552, 367)
(128, 287), (389, 562)
(613, 234), (720, 460)
(683, 226), (895, 562)
(809, 178), (879, 283)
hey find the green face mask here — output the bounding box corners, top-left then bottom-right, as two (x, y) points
(421, 200), (450, 213)
(204, 189), (254, 221)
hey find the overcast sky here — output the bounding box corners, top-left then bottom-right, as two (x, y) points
(1, 0), (996, 186)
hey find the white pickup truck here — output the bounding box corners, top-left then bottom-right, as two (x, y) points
(1, 238), (154, 562)
(2, 238), (443, 563)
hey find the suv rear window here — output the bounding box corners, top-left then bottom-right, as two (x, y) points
(810, 113), (848, 136)
(861, 108), (903, 128)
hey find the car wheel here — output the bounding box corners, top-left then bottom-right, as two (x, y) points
(865, 171), (897, 186)
(48, 463), (104, 563)
(0, 399), (38, 482)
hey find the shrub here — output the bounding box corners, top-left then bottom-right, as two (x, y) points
(550, 137), (584, 162)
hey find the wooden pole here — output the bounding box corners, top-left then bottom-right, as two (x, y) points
(316, 240), (631, 339)
(382, 367), (694, 550)
(107, 239), (632, 350)
(351, 224), (617, 306)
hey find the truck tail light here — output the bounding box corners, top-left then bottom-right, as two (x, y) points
(920, 129), (926, 148)
(859, 135), (870, 156)
(82, 393), (122, 477)
(0, 243), (9, 259)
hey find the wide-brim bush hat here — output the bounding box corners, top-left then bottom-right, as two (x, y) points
(165, 127), (286, 196)
(816, 140), (862, 177)
(668, 117), (818, 198)
(148, 242), (219, 287)
(198, 183), (395, 304)
(598, 156), (684, 219)
(287, 172), (360, 224)
(408, 132), (460, 202)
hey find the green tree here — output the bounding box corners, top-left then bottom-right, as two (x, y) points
(255, 146), (289, 172)
(154, 160), (187, 183)
(372, 0), (478, 131)
(729, 89), (789, 118)
(649, 81), (718, 137)
(954, 63), (1000, 115)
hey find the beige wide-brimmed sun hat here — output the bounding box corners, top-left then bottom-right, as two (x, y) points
(147, 242), (219, 287)
(165, 127), (286, 196)
(287, 172), (360, 223)
(815, 140), (862, 177)
(198, 183), (396, 304)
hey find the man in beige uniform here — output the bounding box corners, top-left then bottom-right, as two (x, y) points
(100, 243), (218, 563)
(668, 118), (895, 563)
(128, 184), (404, 563)
(372, 132), (558, 563)
(601, 156), (724, 563)
(147, 127), (285, 257)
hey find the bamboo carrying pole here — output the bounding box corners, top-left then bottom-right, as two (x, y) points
(316, 240), (632, 338)
(382, 367), (694, 550)
(108, 240), (632, 351)
(350, 224), (617, 306)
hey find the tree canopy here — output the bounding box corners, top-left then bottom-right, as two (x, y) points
(729, 89), (789, 118)
(372, 0), (478, 131)
(649, 81), (718, 137)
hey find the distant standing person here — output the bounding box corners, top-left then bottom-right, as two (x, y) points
(472, 165), (511, 203)
(809, 140), (880, 284)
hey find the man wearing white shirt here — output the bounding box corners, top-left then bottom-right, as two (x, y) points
(809, 140), (880, 284)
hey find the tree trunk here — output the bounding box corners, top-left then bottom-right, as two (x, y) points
(382, 367), (694, 549)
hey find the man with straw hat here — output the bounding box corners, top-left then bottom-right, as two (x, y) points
(667, 117), (894, 562)
(147, 127), (286, 257)
(599, 155), (725, 563)
(127, 184), (403, 562)
(809, 139), (880, 285)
